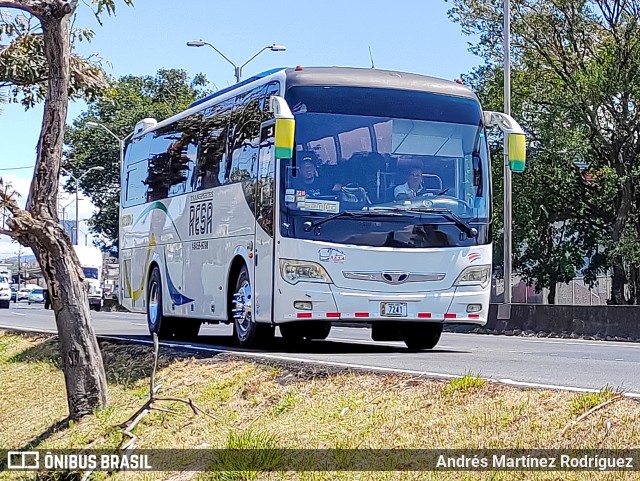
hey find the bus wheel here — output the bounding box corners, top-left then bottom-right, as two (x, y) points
(400, 322), (442, 350)
(232, 265), (273, 348)
(147, 267), (174, 339)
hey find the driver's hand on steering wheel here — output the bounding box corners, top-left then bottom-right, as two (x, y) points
(332, 184), (343, 192)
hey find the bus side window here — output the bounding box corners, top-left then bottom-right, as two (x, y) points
(147, 122), (198, 200)
(122, 134), (151, 207)
(124, 162), (149, 207)
(228, 96), (262, 183)
(196, 101), (232, 191)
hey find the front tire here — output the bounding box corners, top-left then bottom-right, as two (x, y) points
(231, 265), (273, 348)
(147, 267), (174, 339)
(400, 322), (443, 350)
(0, 300), (9, 309)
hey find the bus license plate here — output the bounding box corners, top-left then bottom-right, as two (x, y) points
(381, 302), (407, 317)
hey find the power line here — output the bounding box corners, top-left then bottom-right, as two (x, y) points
(0, 165), (33, 171)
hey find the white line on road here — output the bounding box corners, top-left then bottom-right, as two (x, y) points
(99, 334), (640, 400)
(497, 336), (640, 350)
(10, 312), (26, 317)
(3, 324), (640, 399)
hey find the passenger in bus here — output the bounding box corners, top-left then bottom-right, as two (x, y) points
(292, 152), (342, 197)
(394, 166), (427, 200)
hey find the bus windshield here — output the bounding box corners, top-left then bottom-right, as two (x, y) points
(280, 86), (491, 248)
(82, 267), (99, 280)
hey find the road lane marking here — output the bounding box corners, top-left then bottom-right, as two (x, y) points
(10, 312), (27, 317)
(98, 334), (640, 399)
(489, 336), (640, 350)
(2, 324), (640, 399)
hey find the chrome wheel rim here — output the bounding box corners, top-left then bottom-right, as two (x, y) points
(233, 279), (252, 339)
(148, 280), (159, 326)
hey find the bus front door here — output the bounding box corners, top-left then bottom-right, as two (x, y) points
(253, 121), (276, 324)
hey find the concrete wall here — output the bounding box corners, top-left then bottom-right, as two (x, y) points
(468, 304), (640, 341)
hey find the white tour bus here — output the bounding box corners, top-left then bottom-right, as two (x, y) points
(119, 67), (525, 349)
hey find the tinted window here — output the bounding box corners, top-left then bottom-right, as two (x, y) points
(146, 115), (200, 201)
(227, 94), (263, 183)
(123, 135), (151, 207)
(124, 160), (149, 207)
(194, 98), (233, 191)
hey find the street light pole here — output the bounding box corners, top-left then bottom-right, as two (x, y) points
(503, 0), (513, 305)
(186, 40), (286, 83)
(85, 122), (132, 168)
(61, 166), (105, 245)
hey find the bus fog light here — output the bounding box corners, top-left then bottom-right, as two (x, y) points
(294, 301), (313, 310)
(467, 304), (482, 313)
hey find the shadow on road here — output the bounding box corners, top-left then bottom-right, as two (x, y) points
(185, 335), (469, 355)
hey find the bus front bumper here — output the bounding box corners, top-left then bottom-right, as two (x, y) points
(276, 283), (489, 326)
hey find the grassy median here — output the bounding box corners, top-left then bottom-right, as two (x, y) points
(1, 329), (639, 480)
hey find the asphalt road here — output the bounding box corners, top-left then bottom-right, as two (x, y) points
(2, 302), (640, 396)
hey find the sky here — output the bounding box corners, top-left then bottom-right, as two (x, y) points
(0, 0), (482, 258)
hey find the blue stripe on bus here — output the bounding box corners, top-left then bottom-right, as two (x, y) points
(163, 252), (194, 306)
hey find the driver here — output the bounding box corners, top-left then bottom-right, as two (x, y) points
(292, 152), (341, 197)
(394, 166), (426, 200)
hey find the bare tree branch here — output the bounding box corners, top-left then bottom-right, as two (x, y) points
(0, 0), (37, 16)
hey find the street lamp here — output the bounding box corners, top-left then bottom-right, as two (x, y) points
(61, 166), (105, 245)
(186, 40), (286, 83)
(85, 122), (132, 169)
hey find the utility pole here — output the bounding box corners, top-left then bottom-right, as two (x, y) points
(16, 247), (21, 288)
(503, 0), (513, 306)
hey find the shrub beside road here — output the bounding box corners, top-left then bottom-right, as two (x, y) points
(1, 330), (639, 480)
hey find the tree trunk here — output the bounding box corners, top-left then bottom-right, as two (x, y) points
(4, 1), (108, 420)
(610, 261), (627, 305)
(547, 281), (557, 305)
(29, 224), (108, 418)
(628, 266), (640, 305)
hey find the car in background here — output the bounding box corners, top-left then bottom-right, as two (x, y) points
(10, 287), (17, 303)
(0, 285), (10, 309)
(28, 288), (45, 305)
(17, 288), (31, 302)
(0, 272), (10, 308)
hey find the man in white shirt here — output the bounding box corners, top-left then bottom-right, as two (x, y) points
(394, 167), (426, 200)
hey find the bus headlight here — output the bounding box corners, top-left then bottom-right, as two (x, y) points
(455, 265), (491, 289)
(280, 259), (333, 285)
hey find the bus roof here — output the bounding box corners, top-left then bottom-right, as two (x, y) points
(282, 66), (477, 100)
(137, 66), (478, 139)
(188, 66), (476, 110)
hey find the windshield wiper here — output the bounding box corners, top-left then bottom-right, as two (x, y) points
(407, 207), (478, 238)
(367, 206), (478, 238)
(303, 210), (406, 232)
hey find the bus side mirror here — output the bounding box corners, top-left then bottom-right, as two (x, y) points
(270, 95), (295, 160)
(483, 111), (527, 173)
(508, 133), (526, 173)
(275, 118), (295, 160)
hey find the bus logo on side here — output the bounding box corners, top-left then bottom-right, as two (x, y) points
(189, 200), (213, 236)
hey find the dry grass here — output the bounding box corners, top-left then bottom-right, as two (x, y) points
(1, 330), (640, 481)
